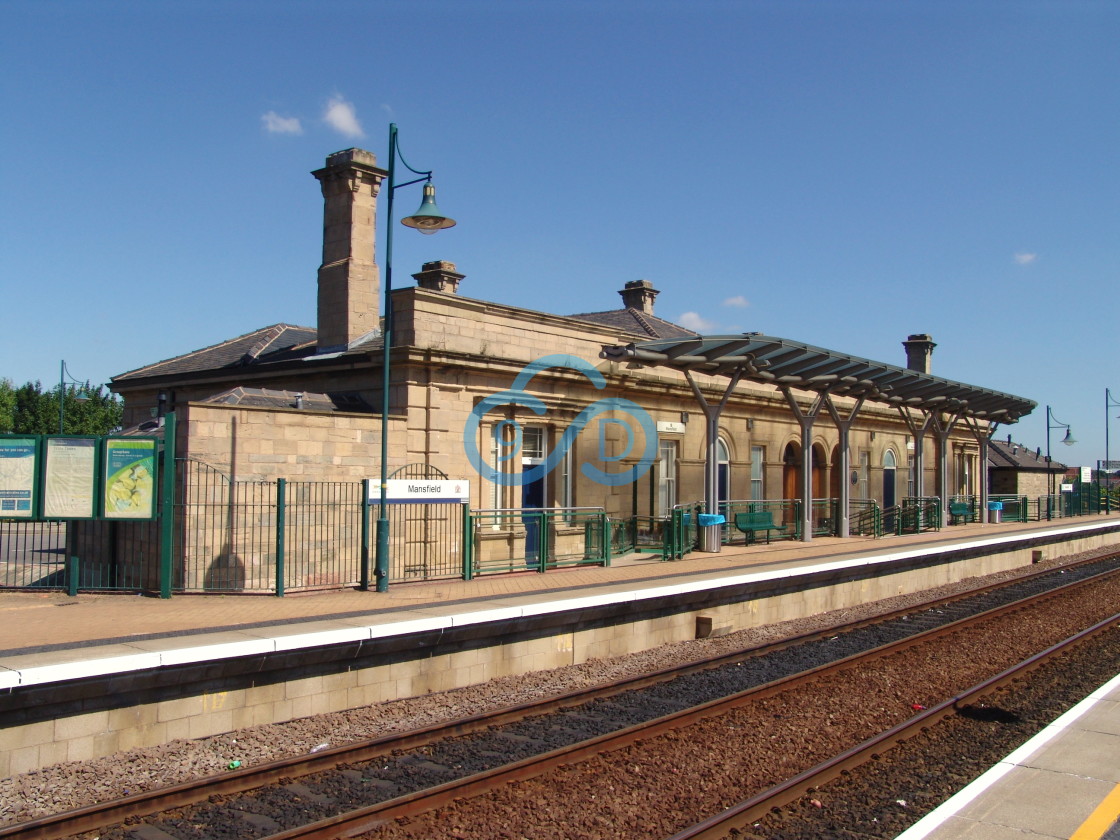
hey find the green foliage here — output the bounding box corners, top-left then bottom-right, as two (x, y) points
(0, 378), (14, 433)
(0, 379), (123, 435)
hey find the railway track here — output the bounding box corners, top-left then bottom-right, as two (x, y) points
(6, 553), (1120, 840)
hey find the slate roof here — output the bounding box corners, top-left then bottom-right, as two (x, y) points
(112, 324), (335, 382)
(988, 438), (1066, 472)
(203, 387), (373, 412)
(568, 308), (699, 340)
(112, 298), (697, 386)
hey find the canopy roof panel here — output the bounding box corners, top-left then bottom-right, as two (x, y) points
(600, 333), (1036, 422)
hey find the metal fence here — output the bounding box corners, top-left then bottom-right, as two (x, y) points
(3, 477), (1113, 596)
(466, 507), (610, 577)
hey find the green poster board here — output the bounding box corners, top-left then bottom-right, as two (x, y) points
(0, 436), (39, 519)
(43, 437), (99, 519)
(103, 437), (158, 520)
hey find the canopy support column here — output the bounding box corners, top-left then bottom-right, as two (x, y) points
(964, 418), (999, 523)
(684, 368), (746, 516)
(780, 387), (829, 542)
(897, 406), (934, 498)
(931, 409), (964, 526)
(823, 391), (868, 538)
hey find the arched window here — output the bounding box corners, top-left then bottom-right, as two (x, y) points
(716, 438), (730, 508)
(882, 450), (897, 508)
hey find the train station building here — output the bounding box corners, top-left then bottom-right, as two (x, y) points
(107, 147), (1036, 589)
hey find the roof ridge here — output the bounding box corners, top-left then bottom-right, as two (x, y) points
(627, 307), (661, 338)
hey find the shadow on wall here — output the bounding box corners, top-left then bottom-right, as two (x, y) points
(204, 543), (246, 591)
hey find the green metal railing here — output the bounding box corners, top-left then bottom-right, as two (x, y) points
(900, 497), (940, 534)
(990, 495), (1028, 523)
(5, 477), (1112, 596)
(466, 507), (610, 577)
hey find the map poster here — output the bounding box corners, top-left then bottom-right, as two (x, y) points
(103, 438), (157, 520)
(0, 436), (38, 519)
(43, 437), (98, 519)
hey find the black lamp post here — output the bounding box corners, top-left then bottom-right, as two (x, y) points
(374, 124), (456, 592)
(58, 360), (89, 434)
(1045, 405), (1075, 519)
(1106, 389), (1120, 513)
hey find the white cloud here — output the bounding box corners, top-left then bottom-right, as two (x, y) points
(324, 95), (364, 138)
(1014, 252), (1038, 265)
(678, 311), (718, 333)
(723, 295), (749, 308)
(262, 111), (302, 135)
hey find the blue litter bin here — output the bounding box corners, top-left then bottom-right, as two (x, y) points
(987, 501), (1004, 523)
(697, 514), (725, 552)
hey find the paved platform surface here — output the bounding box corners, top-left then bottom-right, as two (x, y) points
(898, 674), (1120, 840)
(2, 516), (1114, 656)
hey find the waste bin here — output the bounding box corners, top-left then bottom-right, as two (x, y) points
(988, 501), (1003, 523)
(697, 513), (725, 553)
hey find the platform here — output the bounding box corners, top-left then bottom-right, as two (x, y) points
(898, 673), (1120, 840)
(1, 515), (1118, 780)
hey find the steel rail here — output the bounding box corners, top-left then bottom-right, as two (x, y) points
(2, 555), (1117, 840)
(246, 569), (1120, 840)
(665, 610), (1120, 840)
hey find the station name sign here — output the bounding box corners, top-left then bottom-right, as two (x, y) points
(371, 479), (470, 504)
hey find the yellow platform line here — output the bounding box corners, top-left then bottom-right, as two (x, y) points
(1070, 782), (1120, 840)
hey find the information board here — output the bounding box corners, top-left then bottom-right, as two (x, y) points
(0, 437), (38, 519)
(103, 438), (158, 519)
(43, 437), (99, 519)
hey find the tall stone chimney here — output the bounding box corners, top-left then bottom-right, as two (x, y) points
(903, 334), (936, 374)
(620, 279), (658, 314)
(311, 149), (388, 351)
(413, 260), (464, 294)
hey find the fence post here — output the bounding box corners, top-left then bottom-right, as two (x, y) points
(537, 511), (548, 572)
(159, 411), (176, 599)
(275, 478), (286, 597)
(360, 479), (371, 591)
(603, 513), (612, 567)
(461, 504), (473, 581)
(65, 523), (78, 597)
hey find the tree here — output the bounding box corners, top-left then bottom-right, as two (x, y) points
(0, 378), (14, 433)
(3, 379), (123, 435)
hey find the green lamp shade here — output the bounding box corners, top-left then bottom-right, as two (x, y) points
(401, 182), (456, 235)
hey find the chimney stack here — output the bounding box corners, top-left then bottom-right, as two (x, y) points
(903, 334), (936, 374)
(413, 260), (464, 294)
(620, 279), (658, 314)
(311, 149), (387, 351)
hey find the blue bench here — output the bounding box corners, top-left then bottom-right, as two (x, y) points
(733, 511), (787, 545)
(948, 502), (971, 524)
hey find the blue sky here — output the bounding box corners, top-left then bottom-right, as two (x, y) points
(2, 0), (1117, 468)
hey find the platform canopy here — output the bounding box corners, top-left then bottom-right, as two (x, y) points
(600, 333), (1036, 421)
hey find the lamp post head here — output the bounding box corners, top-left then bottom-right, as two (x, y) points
(1061, 428), (1076, 446)
(401, 181), (456, 235)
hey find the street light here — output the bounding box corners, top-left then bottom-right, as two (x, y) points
(374, 123), (456, 592)
(1045, 405), (1076, 518)
(58, 360), (89, 434)
(1105, 388), (1120, 513)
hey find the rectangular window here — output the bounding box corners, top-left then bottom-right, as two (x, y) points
(858, 451), (870, 500)
(907, 456), (915, 499)
(750, 446), (765, 501)
(658, 440), (677, 516)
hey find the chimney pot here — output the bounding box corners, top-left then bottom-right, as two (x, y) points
(620, 279), (659, 314)
(413, 260), (465, 294)
(902, 333), (936, 374)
